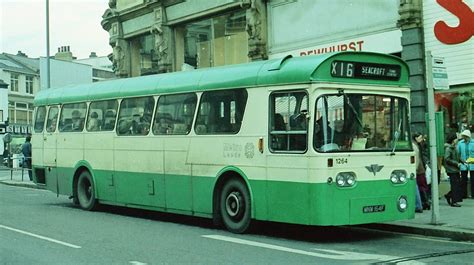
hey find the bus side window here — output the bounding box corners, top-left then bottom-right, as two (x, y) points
(153, 93), (197, 135)
(195, 89), (247, 135)
(45, 106), (59, 133)
(270, 91), (308, 152)
(34, 106), (47, 133)
(117, 97), (154, 136)
(88, 100), (118, 132)
(59, 103), (87, 132)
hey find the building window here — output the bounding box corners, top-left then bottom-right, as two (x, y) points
(8, 101), (34, 125)
(177, 10), (248, 70)
(10, 73), (19, 92)
(26, 76), (33, 94)
(129, 34), (156, 76)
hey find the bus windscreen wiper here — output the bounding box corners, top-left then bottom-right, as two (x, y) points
(391, 119), (402, 155)
(339, 90), (363, 128)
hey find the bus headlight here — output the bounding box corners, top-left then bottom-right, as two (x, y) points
(390, 170), (408, 184)
(335, 172), (357, 187)
(398, 195), (408, 212)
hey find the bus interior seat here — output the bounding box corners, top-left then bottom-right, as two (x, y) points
(195, 125), (207, 134)
(289, 113), (306, 130)
(173, 123), (188, 134)
(103, 110), (116, 130)
(274, 113), (286, 131)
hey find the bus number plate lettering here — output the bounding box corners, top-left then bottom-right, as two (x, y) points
(335, 158), (348, 165)
(363, 205), (385, 213)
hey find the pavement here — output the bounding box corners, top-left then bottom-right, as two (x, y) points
(1, 167), (473, 242)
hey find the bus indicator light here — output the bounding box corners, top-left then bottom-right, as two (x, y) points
(410, 156), (415, 164)
(258, 137), (264, 153)
(327, 158), (333, 167)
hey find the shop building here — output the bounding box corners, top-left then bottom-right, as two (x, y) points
(101, 0), (472, 133)
(0, 52), (39, 132)
(423, 0), (473, 134)
(101, 0), (266, 77)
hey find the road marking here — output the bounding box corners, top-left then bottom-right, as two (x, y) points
(129, 261), (147, 265)
(203, 235), (424, 263)
(0, 224), (81, 249)
(405, 235), (474, 245)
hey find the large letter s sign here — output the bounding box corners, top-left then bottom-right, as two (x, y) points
(434, 0), (473, 44)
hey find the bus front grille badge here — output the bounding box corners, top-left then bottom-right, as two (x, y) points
(366, 164), (383, 176)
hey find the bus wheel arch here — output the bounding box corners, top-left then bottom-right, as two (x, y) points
(213, 170), (252, 233)
(73, 167), (98, 211)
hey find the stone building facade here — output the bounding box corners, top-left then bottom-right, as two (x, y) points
(101, 0), (473, 134)
(101, 0), (267, 77)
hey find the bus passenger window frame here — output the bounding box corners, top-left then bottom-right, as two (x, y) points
(34, 106), (47, 133)
(194, 89), (248, 135)
(45, 105), (60, 133)
(116, 96), (155, 136)
(58, 103), (87, 133)
(152, 93), (197, 135)
(87, 99), (118, 132)
(269, 90), (308, 153)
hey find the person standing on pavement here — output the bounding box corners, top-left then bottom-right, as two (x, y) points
(412, 132), (430, 210)
(21, 134), (32, 181)
(457, 129), (474, 199)
(443, 133), (463, 207)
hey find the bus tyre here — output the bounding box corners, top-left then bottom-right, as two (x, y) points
(220, 178), (251, 233)
(76, 171), (97, 211)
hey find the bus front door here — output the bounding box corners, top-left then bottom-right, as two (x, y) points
(43, 129), (58, 192)
(43, 105), (59, 192)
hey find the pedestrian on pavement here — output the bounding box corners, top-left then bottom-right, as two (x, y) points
(21, 134), (32, 181)
(412, 132), (430, 210)
(457, 129), (474, 199)
(443, 133), (463, 207)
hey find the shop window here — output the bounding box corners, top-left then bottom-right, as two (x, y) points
(178, 11), (248, 70)
(130, 34), (156, 76)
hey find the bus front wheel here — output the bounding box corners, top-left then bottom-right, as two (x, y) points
(219, 178), (251, 233)
(76, 171), (97, 211)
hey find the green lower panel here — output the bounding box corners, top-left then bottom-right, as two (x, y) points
(44, 166), (415, 226)
(115, 171), (165, 207)
(165, 174), (192, 211)
(94, 169), (116, 202)
(192, 176), (214, 214)
(265, 181), (310, 224)
(257, 179), (415, 226)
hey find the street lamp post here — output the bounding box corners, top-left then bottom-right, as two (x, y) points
(46, 0), (51, 89)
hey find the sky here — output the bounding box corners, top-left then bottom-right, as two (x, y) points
(0, 0), (111, 59)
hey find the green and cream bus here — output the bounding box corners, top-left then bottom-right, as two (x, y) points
(32, 52), (415, 233)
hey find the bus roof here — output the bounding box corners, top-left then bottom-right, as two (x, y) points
(35, 52), (409, 106)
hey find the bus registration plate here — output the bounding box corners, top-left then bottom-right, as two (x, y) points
(363, 205), (385, 213)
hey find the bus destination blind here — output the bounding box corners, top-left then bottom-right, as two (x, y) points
(331, 61), (401, 81)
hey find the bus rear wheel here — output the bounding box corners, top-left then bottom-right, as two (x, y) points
(219, 178), (251, 233)
(76, 171), (97, 211)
